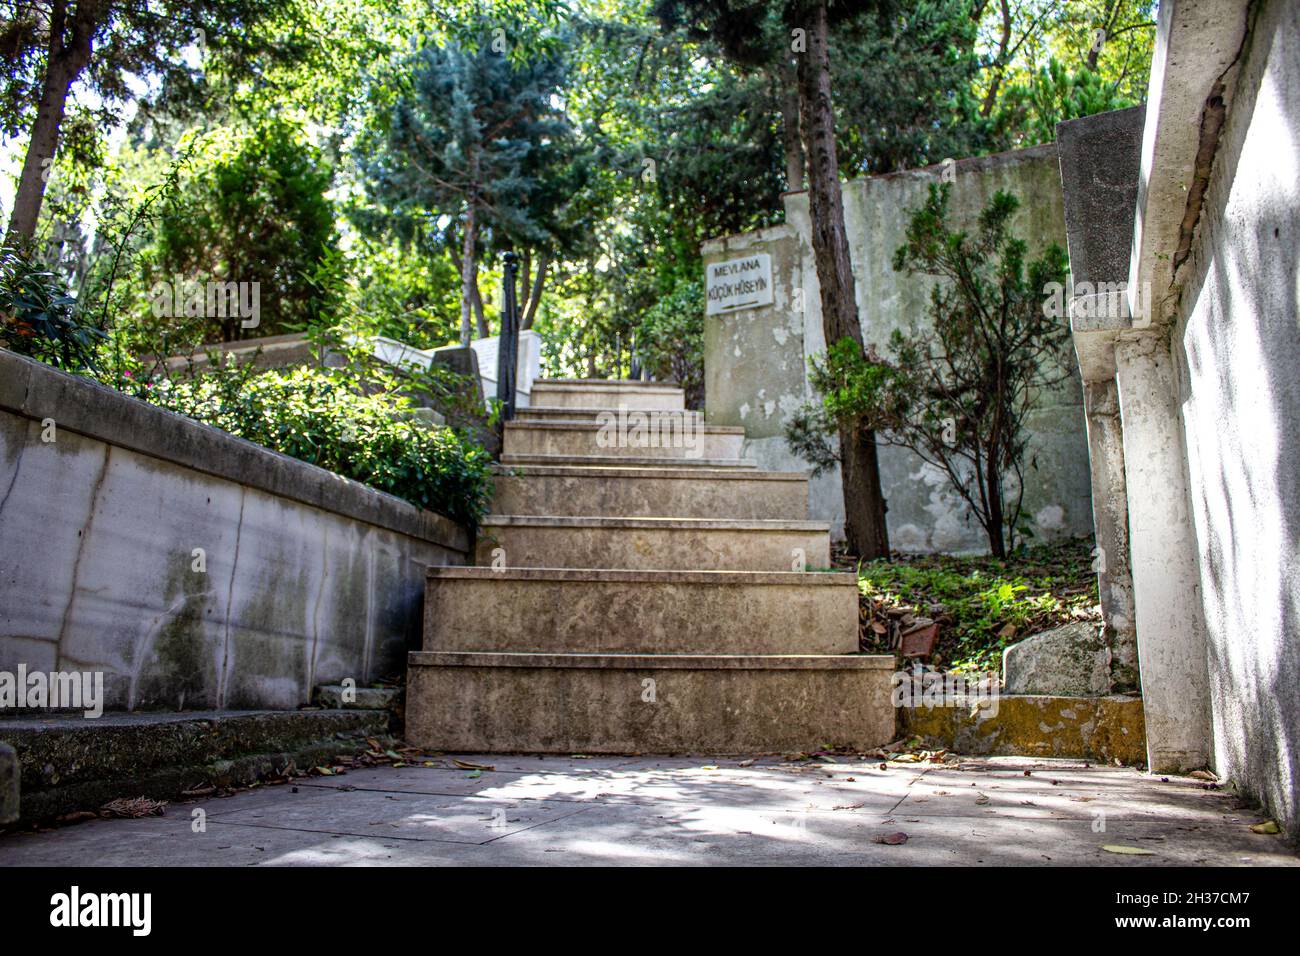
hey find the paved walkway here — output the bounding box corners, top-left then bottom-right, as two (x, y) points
(1, 754), (1294, 866)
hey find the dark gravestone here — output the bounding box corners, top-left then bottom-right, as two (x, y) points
(0, 741), (17, 824)
(429, 347), (500, 458)
(1056, 105), (1147, 287)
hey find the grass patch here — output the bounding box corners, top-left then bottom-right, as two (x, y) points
(855, 536), (1101, 672)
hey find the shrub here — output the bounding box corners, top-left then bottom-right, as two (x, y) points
(636, 278), (704, 409)
(787, 186), (1071, 557)
(148, 364), (494, 524)
(0, 244), (104, 370)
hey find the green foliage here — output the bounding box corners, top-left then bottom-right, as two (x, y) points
(147, 118), (340, 342)
(0, 244), (103, 369)
(635, 277), (704, 408)
(147, 362), (494, 524)
(995, 58), (1141, 147)
(343, 235), (463, 350)
(832, 0), (993, 175)
(355, 23), (582, 343)
(858, 537), (1100, 671)
(789, 185), (1071, 556)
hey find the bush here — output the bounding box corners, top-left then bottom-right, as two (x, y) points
(636, 278), (704, 409)
(148, 364), (494, 525)
(0, 244), (104, 370)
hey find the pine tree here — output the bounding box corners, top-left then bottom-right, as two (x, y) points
(359, 37), (573, 346)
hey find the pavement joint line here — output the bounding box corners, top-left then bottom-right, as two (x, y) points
(478, 805), (597, 845)
(207, 818), (488, 846)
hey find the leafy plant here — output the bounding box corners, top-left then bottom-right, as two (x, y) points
(148, 362), (494, 524)
(858, 536), (1100, 672)
(0, 244), (103, 369)
(788, 185), (1071, 557)
(148, 118), (340, 342)
(635, 277), (704, 409)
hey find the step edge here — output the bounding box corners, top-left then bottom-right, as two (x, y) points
(493, 465), (810, 480)
(499, 456), (759, 468)
(427, 567), (856, 584)
(410, 651), (895, 670)
(478, 516), (830, 531)
(532, 379), (682, 390)
(504, 420), (744, 435)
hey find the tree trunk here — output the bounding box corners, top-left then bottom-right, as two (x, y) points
(472, 270), (488, 339)
(984, 433), (1006, 557)
(458, 201), (477, 346)
(779, 59), (804, 192)
(522, 251), (547, 330)
(796, 1), (889, 560)
(5, 0), (96, 244)
(518, 249), (531, 317)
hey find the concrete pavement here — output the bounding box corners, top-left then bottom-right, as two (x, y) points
(0, 754), (1294, 866)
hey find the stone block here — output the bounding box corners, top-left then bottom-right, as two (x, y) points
(1003, 622), (1112, 696)
(901, 694), (1146, 765)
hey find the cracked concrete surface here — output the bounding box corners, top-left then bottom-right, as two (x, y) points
(1, 754), (1295, 867)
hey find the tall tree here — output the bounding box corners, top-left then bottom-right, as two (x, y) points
(357, 35), (574, 345)
(1, 0), (297, 244)
(654, 0), (892, 559)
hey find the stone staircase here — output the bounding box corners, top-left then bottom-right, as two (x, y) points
(405, 379), (895, 753)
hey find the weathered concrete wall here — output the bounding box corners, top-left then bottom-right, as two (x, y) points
(704, 145), (1093, 552)
(0, 351), (470, 711)
(1168, 0), (1300, 835)
(1058, 0), (1299, 833)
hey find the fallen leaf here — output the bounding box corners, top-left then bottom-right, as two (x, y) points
(56, 811), (100, 825)
(451, 759), (495, 771)
(100, 797), (167, 818)
(1189, 770), (1218, 782)
(1250, 820), (1280, 835)
(975, 793), (990, 805)
(1101, 845), (1156, 855)
(737, 759), (755, 767)
(874, 832), (909, 845)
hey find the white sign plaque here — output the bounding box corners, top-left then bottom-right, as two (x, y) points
(706, 253), (773, 315)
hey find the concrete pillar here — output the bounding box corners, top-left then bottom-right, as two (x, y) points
(1114, 335), (1212, 770)
(1082, 380), (1139, 691)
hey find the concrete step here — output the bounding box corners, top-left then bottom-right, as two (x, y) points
(477, 515), (831, 571)
(406, 651), (897, 753)
(530, 379), (685, 410)
(492, 464), (810, 519)
(0, 709), (392, 824)
(502, 418), (745, 460)
(423, 567), (858, 655)
(499, 453), (757, 469)
(513, 405), (704, 425)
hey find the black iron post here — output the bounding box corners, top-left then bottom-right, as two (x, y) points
(496, 251), (520, 421)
